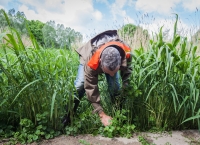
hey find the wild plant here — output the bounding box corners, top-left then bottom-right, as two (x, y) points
(0, 10), (78, 133)
(124, 14), (200, 130)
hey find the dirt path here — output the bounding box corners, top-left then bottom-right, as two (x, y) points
(1, 130), (200, 145)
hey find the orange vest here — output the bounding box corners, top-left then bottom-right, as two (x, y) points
(87, 41), (131, 70)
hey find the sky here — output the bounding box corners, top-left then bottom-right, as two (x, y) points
(0, 0), (200, 40)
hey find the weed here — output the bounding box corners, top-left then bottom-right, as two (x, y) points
(164, 142), (172, 145)
(99, 109), (136, 138)
(138, 135), (150, 145)
(138, 135), (156, 145)
(13, 112), (60, 144)
(79, 139), (91, 145)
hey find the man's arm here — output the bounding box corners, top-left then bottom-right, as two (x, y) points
(84, 64), (112, 126)
(84, 64), (102, 113)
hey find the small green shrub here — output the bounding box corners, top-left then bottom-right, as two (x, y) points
(99, 109), (136, 138)
(138, 135), (151, 145)
(13, 112), (60, 144)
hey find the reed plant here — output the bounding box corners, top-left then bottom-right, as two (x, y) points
(119, 14), (200, 130)
(0, 10), (79, 133)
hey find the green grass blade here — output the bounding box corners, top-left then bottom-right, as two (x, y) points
(173, 13), (178, 41)
(181, 114), (200, 124)
(50, 91), (57, 121)
(1, 9), (11, 27)
(146, 82), (159, 101)
(11, 79), (41, 105)
(172, 35), (180, 48)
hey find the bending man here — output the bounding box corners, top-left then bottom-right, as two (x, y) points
(64, 30), (132, 126)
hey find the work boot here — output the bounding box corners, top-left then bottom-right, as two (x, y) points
(62, 113), (71, 127)
(62, 104), (71, 127)
(62, 98), (81, 127)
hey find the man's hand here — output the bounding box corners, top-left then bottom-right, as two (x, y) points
(99, 111), (112, 126)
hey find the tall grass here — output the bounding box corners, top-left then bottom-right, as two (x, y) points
(119, 14), (200, 130)
(0, 10), (79, 131)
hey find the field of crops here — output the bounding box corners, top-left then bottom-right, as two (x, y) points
(0, 11), (200, 144)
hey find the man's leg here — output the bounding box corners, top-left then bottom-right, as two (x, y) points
(73, 64), (85, 112)
(63, 64), (85, 126)
(105, 72), (121, 103)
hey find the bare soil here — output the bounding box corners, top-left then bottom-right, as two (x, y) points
(1, 130), (200, 145)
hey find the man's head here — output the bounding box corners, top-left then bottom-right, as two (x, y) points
(100, 47), (121, 76)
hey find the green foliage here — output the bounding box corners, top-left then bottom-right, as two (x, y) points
(119, 23), (137, 37)
(27, 20), (45, 45)
(42, 20), (83, 49)
(65, 118), (82, 136)
(13, 112), (60, 144)
(65, 103), (101, 136)
(118, 23), (150, 49)
(138, 135), (152, 145)
(98, 110), (136, 138)
(79, 139), (91, 145)
(127, 15), (200, 130)
(0, 10), (79, 144)
(0, 9), (83, 49)
(0, 125), (14, 138)
(0, 8), (27, 34)
(0, 9), (8, 29)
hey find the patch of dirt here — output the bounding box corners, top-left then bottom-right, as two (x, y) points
(1, 130), (200, 145)
(29, 134), (141, 145)
(182, 130), (200, 144)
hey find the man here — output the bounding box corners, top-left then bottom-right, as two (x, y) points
(63, 30), (132, 126)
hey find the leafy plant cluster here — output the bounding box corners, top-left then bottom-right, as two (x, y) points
(65, 101), (101, 136)
(28, 20), (45, 45)
(138, 135), (153, 145)
(64, 109), (136, 139)
(98, 109), (136, 138)
(0, 113), (61, 144)
(79, 139), (91, 145)
(13, 112), (60, 144)
(0, 125), (14, 139)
